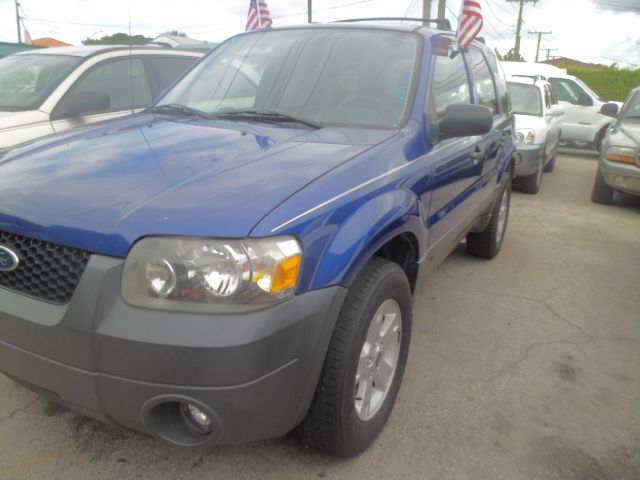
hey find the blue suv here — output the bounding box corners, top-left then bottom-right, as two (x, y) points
(0, 21), (514, 456)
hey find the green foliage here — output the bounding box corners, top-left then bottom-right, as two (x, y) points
(82, 33), (153, 46)
(566, 65), (640, 102)
(166, 30), (187, 37)
(494, 48), (525, 62)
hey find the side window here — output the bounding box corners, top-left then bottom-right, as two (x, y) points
(467, 48), (498, 114)
(67, 58), (152, 111)
(145, 56), (198, 93)
(549, 78), (592, 106)
(428, 41), (471, 120)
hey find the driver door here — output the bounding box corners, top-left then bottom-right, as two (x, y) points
(548, 77), (595, 143)
(51, 57), (152, 133)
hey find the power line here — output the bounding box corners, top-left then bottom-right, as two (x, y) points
(529, 30), (552, 62)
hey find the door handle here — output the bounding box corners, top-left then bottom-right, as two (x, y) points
(471, 146), (485, 165)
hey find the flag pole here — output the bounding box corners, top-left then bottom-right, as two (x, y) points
(256, 1), (263, 28)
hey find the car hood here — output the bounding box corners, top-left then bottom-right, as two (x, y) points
(513, 113), (545, 130)
(614, 120), (640, 147)
(0, 114), (393, 257)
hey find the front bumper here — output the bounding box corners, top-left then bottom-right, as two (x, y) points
(600, 159), (640, 197)
(0, 255), (347, 446)
(514, 144), (545, 177)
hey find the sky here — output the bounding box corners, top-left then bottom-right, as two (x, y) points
(0, 0), (638, 68)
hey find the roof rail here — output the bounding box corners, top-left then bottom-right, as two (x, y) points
(511, 74), (547, 82)
(333, 17), (452, 31)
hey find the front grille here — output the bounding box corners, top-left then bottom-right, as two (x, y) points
(0, 231), (90, 304)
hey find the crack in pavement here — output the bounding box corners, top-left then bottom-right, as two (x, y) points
(0, 397), (39, 425)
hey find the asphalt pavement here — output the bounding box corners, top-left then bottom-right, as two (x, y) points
(0, 149), (639, 480)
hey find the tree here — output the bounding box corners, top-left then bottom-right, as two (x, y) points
(166, 30), (187, 37)
(82, 33), (152, 45)
(494, 48), (525, 62)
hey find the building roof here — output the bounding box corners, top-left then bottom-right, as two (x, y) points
(31, 37), (72, 48)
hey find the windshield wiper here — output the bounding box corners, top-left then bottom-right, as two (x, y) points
(149, 103), (213, 120)
(216, 109), (321, 129)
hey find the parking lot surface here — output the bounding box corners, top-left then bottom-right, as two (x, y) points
(0, 150), (638, 480)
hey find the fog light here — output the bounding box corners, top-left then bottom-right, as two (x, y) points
(180, 403), (213, 435)
(613, 175), (625, 185)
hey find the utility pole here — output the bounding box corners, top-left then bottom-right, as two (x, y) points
(437, 0), (446, 20)
(308, 0), (312, 23)
(506, 0), (537, 59)
(545, 48), (558, 61)
(423, 0), (432, 23)
(529, 30), (552, 62)
(15, 0), (22, 44)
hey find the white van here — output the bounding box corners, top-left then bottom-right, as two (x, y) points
(502, 61), (622, 151)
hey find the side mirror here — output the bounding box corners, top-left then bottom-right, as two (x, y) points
(55, 91), (111, 118)
(599, 102), (619, 118)
(549, 104), (565, 117)
(439, 104), (493, 140)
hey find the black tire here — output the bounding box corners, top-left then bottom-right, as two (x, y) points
(519, 161), (542, 194)
(467, 179), (511, 259)
(591, 166), (614, 204)
(297, 257), (412, 457)
(543, 152), (556, 173)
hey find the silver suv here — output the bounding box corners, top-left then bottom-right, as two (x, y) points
(0, 46), (202, 148)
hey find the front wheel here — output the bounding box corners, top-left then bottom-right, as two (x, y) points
(520, 160), (543, 194)
(591, 166), (614, 204)
(297, 257), (412, 457)
(467, 179), (511, 259)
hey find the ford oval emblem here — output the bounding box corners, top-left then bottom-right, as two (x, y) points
(0, 246), (19, 272)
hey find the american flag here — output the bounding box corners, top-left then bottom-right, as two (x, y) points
(246, 0), (273, 31)
(457, 0), (483, 49)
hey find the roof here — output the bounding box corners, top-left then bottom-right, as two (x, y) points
(152, 33), (205, 47)
(13, 45), (201, 58)
(30, 37), (72, 48)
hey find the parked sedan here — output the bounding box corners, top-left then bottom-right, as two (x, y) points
(0, 46), (203, 148)
(508, 77), (564, 194)
(592, 86), (640, 204)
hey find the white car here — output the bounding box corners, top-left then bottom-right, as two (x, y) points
(502, 61), (621, 152)
(0, 46), (203, 149)
(508, 76), (564, 194)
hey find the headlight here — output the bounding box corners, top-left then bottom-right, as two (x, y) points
(516, 129), (536, 145)
(122, 236), (301, 312)
(604, 146), (638, 165)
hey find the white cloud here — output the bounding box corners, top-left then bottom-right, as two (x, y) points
(0, 0), (637, 67)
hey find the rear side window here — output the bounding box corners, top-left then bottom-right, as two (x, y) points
(467, 48), (498, 114)
(67, 57), (152, 110)
(145, 56), (198, 93)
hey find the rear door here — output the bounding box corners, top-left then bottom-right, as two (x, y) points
(425, 36), (484, 250)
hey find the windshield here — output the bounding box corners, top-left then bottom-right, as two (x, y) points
(508, 82), (542, 116)
(0, 54), (81, 111)
(158, 28), (420, 129)
(619, 90), (640, 121)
